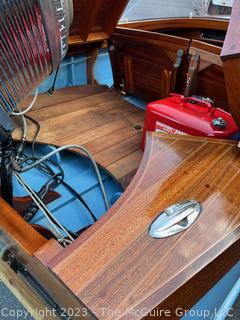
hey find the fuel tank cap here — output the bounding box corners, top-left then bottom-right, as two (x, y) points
(212, 117), (227, 129)
(149, 200), (202, 239)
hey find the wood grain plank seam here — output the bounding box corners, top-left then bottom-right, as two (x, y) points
(27, 89), (109, 113)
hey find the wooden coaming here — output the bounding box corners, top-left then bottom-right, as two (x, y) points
(120, 18), (229, 33)
(118, 18), (228, 49)
(35, 133), (240, 320)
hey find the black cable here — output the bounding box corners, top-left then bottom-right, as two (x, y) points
(20, 155), (63, 177)
(61, 180), (97, 222)
(19, 156), (64, 192)
(20, 155), (97, 221)
(0, 134), (14, 205)
(38, 161), (97, 222)
(19, 155), (97, 234)
(21, 171), (78, 239)
(23, 174), (61, 222)
(19, 155), (65, 222)
(12, 120), (97, 239)
(22, 166), (64, 222)
(48, 65), (60, 95)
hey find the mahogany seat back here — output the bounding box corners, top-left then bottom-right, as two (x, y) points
(109, 28), (190, 101)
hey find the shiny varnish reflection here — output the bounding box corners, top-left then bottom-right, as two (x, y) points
(38, 133), (240, 320)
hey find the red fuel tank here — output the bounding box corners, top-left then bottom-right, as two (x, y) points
(141, 94), (239, 150)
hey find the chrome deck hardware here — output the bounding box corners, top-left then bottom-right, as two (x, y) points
(149, 200), (202, 239)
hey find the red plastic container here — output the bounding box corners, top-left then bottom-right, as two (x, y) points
(141, 94), (239, 150)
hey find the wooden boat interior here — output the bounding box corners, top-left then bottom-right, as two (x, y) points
(14, 85), (145, 188)
(110, 18), (229, 109)
(0, 0), (240, 319)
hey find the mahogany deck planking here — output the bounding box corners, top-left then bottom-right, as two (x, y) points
(14, 86), (144, 187)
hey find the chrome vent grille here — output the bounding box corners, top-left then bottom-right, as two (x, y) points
(0, 0), (73, 115)
(0, 0), (52, 113)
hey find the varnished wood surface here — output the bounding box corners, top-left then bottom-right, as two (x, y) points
(37, 133), (240, 320)
(14, 86), (144, 187)
(69, 0), (128, 45)
(110, 25), (229, 109)
(120, 18), (229, 32)
(0, 198), (47, 256)
(109, 28), (189, 101)
(190, 40), (222, 64)
(1, 85), (144, 319)
(113, 28), (190, 47)
(222, 58), (240, 126)
(189, 40), (228, 109)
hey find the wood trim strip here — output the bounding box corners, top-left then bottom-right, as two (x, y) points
(112, 28), (190, 49)
(191, 40), (222, 55)
(0, 198), (47, 255)
(119, 18), (229, 32)
(189, 47), (223, 68)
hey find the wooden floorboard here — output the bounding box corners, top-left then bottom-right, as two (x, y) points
(14, 86), (144, 187)
(20, 85), (109, 111)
